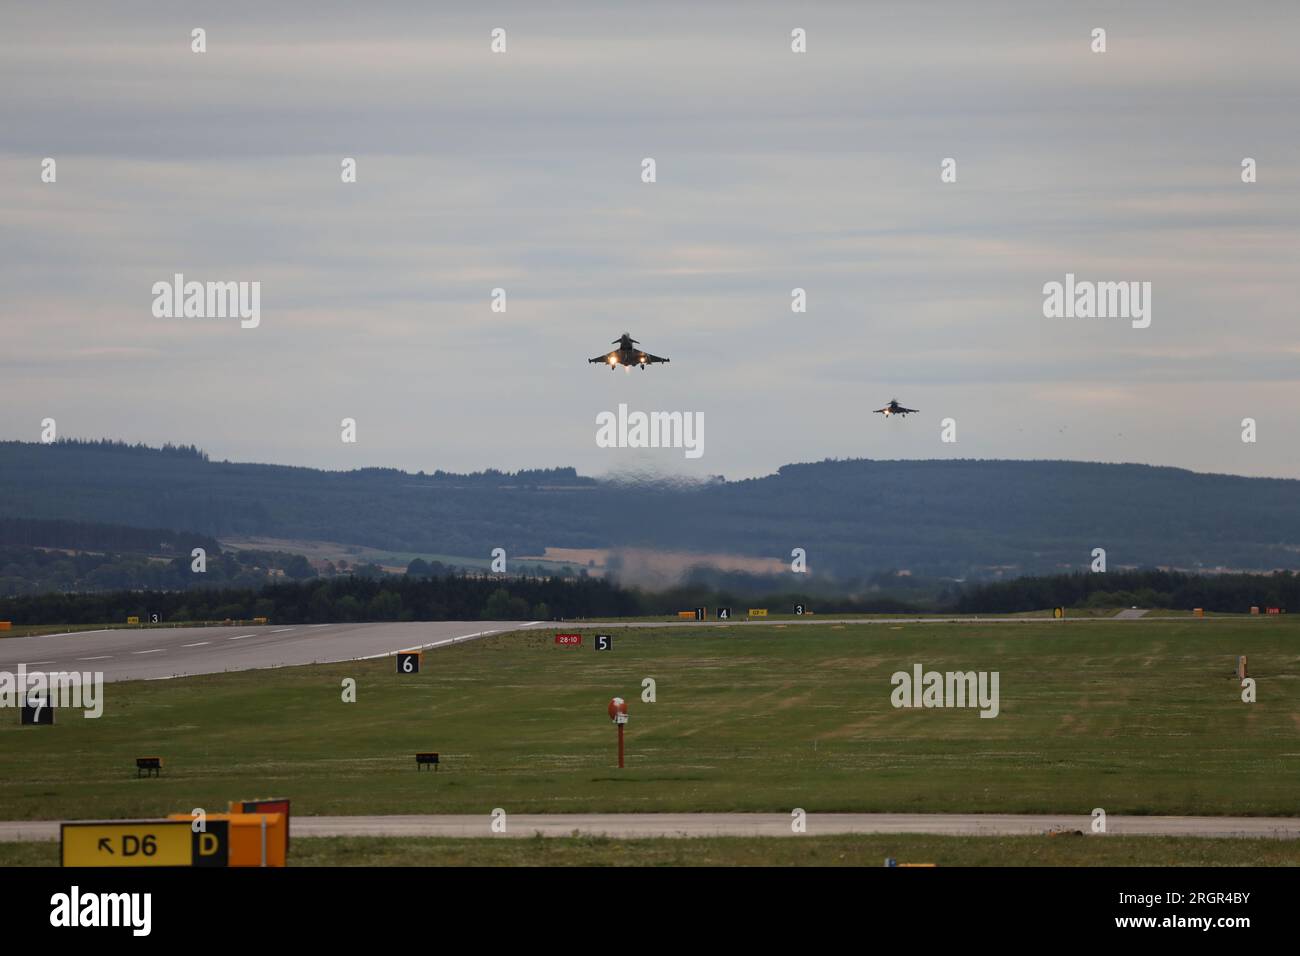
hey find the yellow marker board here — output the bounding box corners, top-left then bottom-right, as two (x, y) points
(126, 616), (140, 625)
(61, 820), (228, 867)
(748, 609), (768, 617)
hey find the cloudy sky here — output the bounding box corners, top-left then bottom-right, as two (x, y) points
(3, 1), (1297, 481)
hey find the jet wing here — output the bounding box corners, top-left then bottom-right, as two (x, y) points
(897, 406), (919, 414)
(590, 352), (617, 364)
(637, 351), (669, 364)
(872, 407), (890, 414)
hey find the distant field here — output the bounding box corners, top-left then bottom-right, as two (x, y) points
(1, 623), (113, 640)
(575, 611), (1066, 623)
(2, 833), (1296, 867)
(0, 608), (1236, 639)
(574, 608), (1236, 623)
(1, 620), (1297, 824)
(0, 609), (1092, 639)
(217, 536), (579, 575)
(1, 621), (264, 639)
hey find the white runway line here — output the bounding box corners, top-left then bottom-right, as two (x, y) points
(181, 642), (210, 647)
(132, 649), (164, 655)
(78, 656), (111, 661)
(228, 635), (255, 641)
(271, 628), (295, 633)
(356, 626), (515, 662)
(21, 661), (56, 666)
(29, 629), (108, 640)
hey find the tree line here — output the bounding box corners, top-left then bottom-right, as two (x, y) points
(2, 567), (1290, 626)
(0, 517), (220, 555)
(6, 441), (1300, 579)
(953, 569), (1298, 614)
(0, 574), (640, 625)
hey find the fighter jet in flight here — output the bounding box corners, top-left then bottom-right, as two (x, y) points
(873, 398), (919, 418)
(589, 332), (670, 370)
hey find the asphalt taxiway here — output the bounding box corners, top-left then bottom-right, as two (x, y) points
(2, 813), (1296, 842)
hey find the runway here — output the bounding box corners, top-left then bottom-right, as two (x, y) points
(2, 813), (1296, 842)
(0, 621), (537, 683)
(0, 612), (1235, 683)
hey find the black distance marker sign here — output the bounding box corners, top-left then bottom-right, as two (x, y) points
(20, 695), (54, 725)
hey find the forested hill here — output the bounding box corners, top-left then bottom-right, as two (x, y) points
(2, 439), (1298, 578)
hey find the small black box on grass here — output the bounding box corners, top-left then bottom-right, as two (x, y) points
(20, 695), (54, 725)
(415, 752), (440, 771)
(135, 756), (163, 777)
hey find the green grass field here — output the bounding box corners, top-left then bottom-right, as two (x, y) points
(1, 833), (1295, 867)
(2, 620), (1298, 824)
